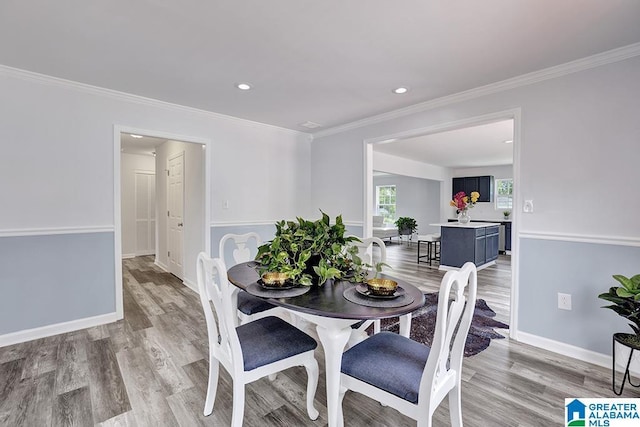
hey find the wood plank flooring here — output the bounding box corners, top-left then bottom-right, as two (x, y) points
(0, 247), (638, 426)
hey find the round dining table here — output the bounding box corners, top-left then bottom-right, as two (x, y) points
(227, 262), (425, 427)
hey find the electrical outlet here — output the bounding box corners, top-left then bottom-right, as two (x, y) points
(558, 293), (572, 310)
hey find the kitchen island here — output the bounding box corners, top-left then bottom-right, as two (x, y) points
(430, 222), (500, 271)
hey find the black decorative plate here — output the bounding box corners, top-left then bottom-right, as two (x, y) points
(355, 283), (405, 299)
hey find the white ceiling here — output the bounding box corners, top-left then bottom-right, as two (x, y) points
(375, 119), (514, 168)
(1, 1), (640, 134)
(120, 133), (167, 156)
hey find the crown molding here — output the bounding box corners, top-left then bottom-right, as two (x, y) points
(313, 42), (640, 139)
(0, 64), (309, 138)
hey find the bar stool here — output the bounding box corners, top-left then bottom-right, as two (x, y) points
(417, 234), (440, 265)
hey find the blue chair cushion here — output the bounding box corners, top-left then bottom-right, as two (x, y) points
(237, 290), (276, 315)
(237, 316), (318, 371)
(341, 331), (431, 404)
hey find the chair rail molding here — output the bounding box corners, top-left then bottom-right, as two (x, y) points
(0, 225), (115, 238)
(519, 230), (640, 247)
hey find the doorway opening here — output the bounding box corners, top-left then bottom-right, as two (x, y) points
(114, 126), (211, 319)
(363, 109), (521, 338)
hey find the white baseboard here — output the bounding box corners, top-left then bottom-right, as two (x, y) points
(154, 259), (169, 272)
(183, 278), (198, 294)
(0, 312), (119, 348)
(122, 253), (136, 259)
(516, 331), (636, 374)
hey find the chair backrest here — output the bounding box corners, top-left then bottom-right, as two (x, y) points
(419, 261), (477, 408)
(196, 252), (245, 374)
(372, 216), (384, 227)
(348, 236), (387, 266)
(218, 232), (263, 267)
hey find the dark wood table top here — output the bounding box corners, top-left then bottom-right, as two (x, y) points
(227, 262), (425, 320)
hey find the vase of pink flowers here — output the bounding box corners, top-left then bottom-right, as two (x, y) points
(450, 191), (480, 224)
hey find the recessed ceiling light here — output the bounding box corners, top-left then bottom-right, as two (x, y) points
(130, 134), (143, 139)
(236, 83), (252, 90)
(503, 140), (513, 144)
(393, 87), (408, 94)
(300, 121), (322, 129)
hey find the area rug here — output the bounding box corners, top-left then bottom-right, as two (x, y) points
(379, 292), (509, 357)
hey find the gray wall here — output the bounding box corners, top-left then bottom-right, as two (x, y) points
(373, 174), (441, 234)
(0, 232), (115, 335)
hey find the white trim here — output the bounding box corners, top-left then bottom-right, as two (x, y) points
(0, 226), (114, 238)
(0, 312), (118, 348)
(519, 231), (640, 247)
(314, 42), (640, 138)
(211, 219), (364, 228)
(515, 331), (639, 375)
(155, 258), (170, 272)
(182, 278), (198, 294)
(122, 253), (136, 259)
(0, 64), (308, 138)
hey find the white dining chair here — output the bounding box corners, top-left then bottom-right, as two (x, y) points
(219, 232), (284, 325)
(196, 253), (320, 426)
(347, 236), (412, 345)
(338, 262), (478, 427)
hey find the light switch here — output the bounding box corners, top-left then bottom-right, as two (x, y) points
(523, 200), (534, 213)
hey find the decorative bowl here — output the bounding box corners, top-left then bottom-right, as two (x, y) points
(366, 278), (398, 296)
(260, 272), (291, 287)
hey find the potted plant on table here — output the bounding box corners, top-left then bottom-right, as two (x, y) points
(395, 217), (418, 236)
(255, 211), (359, 286)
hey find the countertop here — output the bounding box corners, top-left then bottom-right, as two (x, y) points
(431, 222), (501, 228)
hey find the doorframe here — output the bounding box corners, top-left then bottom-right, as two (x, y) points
(362, 108), (521, 339)
(113, 125), (211, 320)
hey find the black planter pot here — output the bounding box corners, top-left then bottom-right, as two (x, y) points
(303, 254), (322, 285)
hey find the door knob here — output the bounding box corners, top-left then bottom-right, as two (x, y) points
(178, 223), (183, 227)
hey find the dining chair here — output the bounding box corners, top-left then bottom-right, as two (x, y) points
(196, 253), (320, 425)
(219, 232), (282, 325)
(347, 236), (412, 344)
(338, 262), (478, 427)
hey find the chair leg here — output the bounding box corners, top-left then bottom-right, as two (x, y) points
(448, 385), (463, 427)
(304, 357), (320, 420)
(231, 381), (245, 427)
(373, 319), (381, 334)
(399, 313), (412, 337)
(203, 356), (219, 416)
(337, 385), (347, 427)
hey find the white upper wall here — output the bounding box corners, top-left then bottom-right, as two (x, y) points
(0, 69), (312, 232)
(311, 56), (640, 239)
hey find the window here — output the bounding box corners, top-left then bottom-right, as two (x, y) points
(376, 185), (396, 224)
(495, 178), (513, 209)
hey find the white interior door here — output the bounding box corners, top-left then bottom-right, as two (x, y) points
(135, 171), (155, 256)
(167, 152), (184, 279)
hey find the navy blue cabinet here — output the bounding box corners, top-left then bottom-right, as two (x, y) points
(440, 224), (500, 268)
(452, 176), (494, 202)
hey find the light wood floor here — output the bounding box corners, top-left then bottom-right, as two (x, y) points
(0, 245), (638, 426)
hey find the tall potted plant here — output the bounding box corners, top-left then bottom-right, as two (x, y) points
(598, 273), (640, 393)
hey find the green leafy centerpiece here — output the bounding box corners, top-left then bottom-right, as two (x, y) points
(255, 212), (360, 286)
